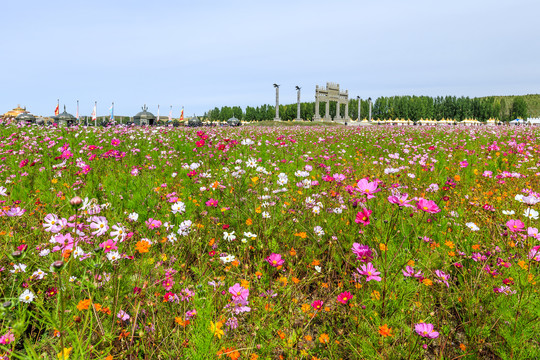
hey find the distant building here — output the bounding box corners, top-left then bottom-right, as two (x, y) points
(3, 105), (27, 119)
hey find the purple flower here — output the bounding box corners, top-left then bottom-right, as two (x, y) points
(414, 323), (439, 338)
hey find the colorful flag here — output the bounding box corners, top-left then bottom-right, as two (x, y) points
(180, 106), (184, 121)
(76, 100), (79, 120)
(157, 105), (160, 123)
(168, 106), (172, 122)
(54, 103), (59, 116)
(91, 103), (97, 122)
(110, 102), (114, 121)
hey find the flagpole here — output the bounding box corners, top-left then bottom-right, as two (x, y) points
(76, 100), (79, 124)
(157, 104), (160, 124)
(111, 102), (114, 123)
(94, 101), (97, 126)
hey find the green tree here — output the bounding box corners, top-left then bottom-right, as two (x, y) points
(511, 97), (528, 119)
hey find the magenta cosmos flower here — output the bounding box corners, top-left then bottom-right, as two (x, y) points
(414, 323), (439, 338)
(205, 198), (218, 207)
(355, 208), (373, 226)
(311, 300), (324, 311)
(351, 243), (373, 262)
(506, 219), (525, 233)
(357, 262), (382, 282)
(416, 198), (441, 213)
(266, 253), (284, 267)
(356, 178), (379, 199)
(99, 239), (117, 253)
(337, 291), (353, 304)
(111, 138), (121, 147)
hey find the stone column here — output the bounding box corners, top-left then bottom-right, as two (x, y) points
(274, 85), (281, 121)
(334, 102), (340, 121)
(368, 99), (372, 122)
(357, 97), (361, 121)
(345, 100), (349, 120)
(325, 100), (330, 121)
(315, 96), (320, 121)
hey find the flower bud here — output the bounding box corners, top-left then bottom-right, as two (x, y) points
(70, 196), (83, 207)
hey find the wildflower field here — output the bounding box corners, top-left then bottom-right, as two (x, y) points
(1, 122), (540, 359)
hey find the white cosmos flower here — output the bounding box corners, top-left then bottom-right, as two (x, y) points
(243, 232), (257, 239)
(223, 231), (236, 242)
(107, 251), (120, 262)
(39, 249), (51, 257)
(314, 266), (322, 273)
(110, 224), (127, 241)
(171, 201), (186, 215)
(167, 233), (177, 243)
(262, 211), (271, 219)
(515, 194), (524, 202)
(0, 186), (7, 196)
(128, 212), (139, 222)
(466, 222), (480, 231)
(31, 268), (47, 280)
(220, 255), (236, 263)
(246, 157), (257, 167)
(524, 208), (539, 220)
(19, 289), (35, 304)
(502, 210), (515, 215)
(10, 263), (27, 273)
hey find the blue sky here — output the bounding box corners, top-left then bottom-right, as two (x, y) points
(2, 0), (539, 117)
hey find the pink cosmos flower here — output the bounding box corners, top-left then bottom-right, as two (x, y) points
(337, 291), (353, 304)
(351, 243), (373, 262)
(528, 227), (540, 240)
(357, 262), (382, 282)
(205, 198), (218, 207)
(333, 173), (346, 183)
(311, 300), (324, 311)
(229, 283), (249, 303)
(266, 253), (284, 267)
(528, 246), (540, 262)
(459, 160), (469, 168)
(117, 310), (130, 321)
(51, 233), (77, 252)
(434, 270), (450, 287)
(0, 330), (15, 345)
(414, 323), (439, 338)
(111, 138), (121, 146)
(402, 266), (423, 279)
(355, 208), (372, 226)
(162, 278), (175, 291)
(416, 198), (441, 213)
(387, 193), (414, 208)
(145, 218), (162, 229)
(356, 178), (379, 199)
(99, 239), (117, 253)
(506, 219), (525, 232)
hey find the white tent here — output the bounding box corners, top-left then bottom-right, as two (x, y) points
(527, 117), (540, 125)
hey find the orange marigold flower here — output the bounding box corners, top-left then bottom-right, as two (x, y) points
(76, 299), (92, 311)
(460, 343), (466, 351)
(135, 240), (151, 254)
(454, 175), (461, 182)
(289, 248), (297, 256)
(378, 324), (392, 337)
(319, 333), (330, 344)
(246, 218), (252, 226)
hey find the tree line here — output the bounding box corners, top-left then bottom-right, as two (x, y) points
(205, 95), (528, 122)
